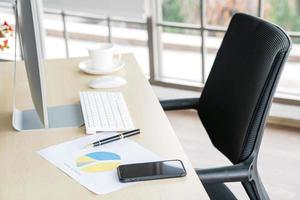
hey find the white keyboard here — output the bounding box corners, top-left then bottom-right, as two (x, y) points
(79, 92), (135, 134)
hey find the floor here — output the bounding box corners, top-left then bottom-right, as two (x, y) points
(153, 86), (300, 199)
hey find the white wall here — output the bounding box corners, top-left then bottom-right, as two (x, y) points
(43, 0), (149, 19)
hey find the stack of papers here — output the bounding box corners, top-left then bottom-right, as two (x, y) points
(38, 133), (162, 194)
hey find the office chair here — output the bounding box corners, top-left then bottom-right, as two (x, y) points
(160, 13), (291, 200)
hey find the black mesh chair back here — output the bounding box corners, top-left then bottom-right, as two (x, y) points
(198, 13), (291, 165)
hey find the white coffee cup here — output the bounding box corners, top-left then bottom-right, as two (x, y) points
(87, 43), (121, 70)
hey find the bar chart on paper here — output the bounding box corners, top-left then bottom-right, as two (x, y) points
(76, 151), (122, 173)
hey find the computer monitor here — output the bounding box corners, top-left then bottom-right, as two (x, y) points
(12, 0), (83, 131)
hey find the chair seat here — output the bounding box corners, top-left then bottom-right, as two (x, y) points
(203, 183), (237, 200)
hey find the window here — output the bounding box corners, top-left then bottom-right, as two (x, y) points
(154, 0), (300, 100)
(264, 0), (300, 97)
(111, 21), (149, 75)
(206, 0), (258, 27)
(43, 13), (67, 58)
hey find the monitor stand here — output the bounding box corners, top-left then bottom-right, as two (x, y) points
(13, 104), (84, 131)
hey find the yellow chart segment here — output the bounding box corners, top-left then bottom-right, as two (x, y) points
(80, 161), (121, 172)
(77, 156), (95, 163)
(76, 156), (96, 167)
(76, 152), (122, 173)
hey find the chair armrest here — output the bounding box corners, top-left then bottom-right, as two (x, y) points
(195, 163), (250, 184)
(159, 98), (199, 111)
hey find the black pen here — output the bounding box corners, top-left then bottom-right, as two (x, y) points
(84, 129), (140, 148)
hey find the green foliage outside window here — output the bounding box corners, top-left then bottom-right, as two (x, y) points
(162, 0), (184, 23)
(162, 0), (184, 33)
(162, 0), (200, 34)
(162, 0), (300, 38)
(267, 0), (300, 32)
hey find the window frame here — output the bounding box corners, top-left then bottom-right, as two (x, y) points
(149, 0), (300, 105)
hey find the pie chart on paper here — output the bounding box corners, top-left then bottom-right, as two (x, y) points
(76, 151), (121, 173)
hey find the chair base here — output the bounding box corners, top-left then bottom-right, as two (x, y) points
(204, 183), (237, 200)
(196, 154), (270, 200)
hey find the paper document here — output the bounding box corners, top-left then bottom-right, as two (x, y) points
(38, 133), (162, 195)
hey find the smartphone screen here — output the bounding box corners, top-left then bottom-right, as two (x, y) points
(117, 159), (186, 182)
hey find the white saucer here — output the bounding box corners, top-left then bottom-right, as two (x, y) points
(78, 59), (124, 75)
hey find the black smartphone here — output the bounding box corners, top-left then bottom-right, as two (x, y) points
(117, 159), (187, 183)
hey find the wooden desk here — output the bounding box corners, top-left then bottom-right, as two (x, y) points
(0, 54), (209, 200)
